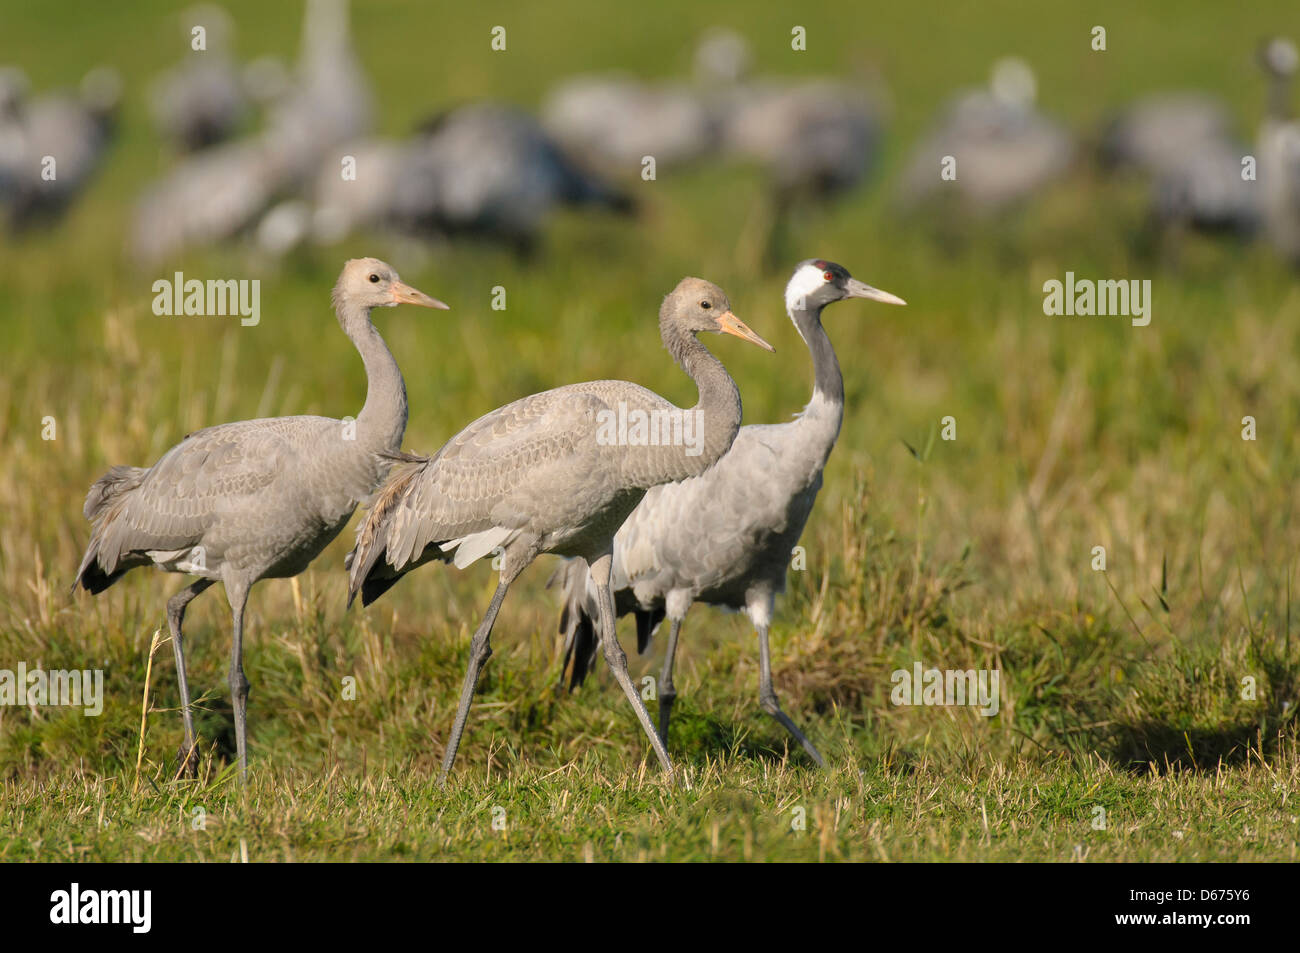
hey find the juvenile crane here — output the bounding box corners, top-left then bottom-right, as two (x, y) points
(558, 260), (904, 766)
(75, 258), (447, 779)
(348, 278), (773, 784)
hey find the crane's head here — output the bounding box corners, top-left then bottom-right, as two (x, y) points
(1261, 37), (1299, 78)
(332, 257), (449, 316)
(784, 259), (906, 316)
(663, 277), (774, 351)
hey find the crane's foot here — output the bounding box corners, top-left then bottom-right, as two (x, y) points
(760, 693), (826, 768)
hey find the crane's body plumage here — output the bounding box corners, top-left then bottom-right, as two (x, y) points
(353, 376), (736, 598)
(77, 414), (394, 592)
(613, 393), (838, 624)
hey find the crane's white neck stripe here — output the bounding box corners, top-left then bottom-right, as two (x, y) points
(784, 264), (828, 315)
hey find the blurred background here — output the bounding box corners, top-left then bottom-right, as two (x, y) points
(1, 0), (1299, 787)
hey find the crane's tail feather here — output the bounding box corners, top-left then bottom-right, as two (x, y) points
(550, 558), (600, 691)
(634, 606), (665, 655)
(72, 549), (129, 595)
(347, 452), (444, 608)
(82, 465), (147, 521)
(73, 465), (148, 595)
(552, 559), (662, 690)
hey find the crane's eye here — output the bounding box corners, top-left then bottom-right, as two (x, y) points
(823, 270), (834, 281)
(369, 273), (380, 283)
(700, 300), (711, 309)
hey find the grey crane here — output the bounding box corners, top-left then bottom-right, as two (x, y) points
(557, 259), (903, 765)
(716, 54), (884, 268)
(347, 278), (774, 784)
(149, 4), (250, 153)
(0, 67), (120, 230)
(720, 79), (882, 206)
(540, 28), (750, 178)
(1119, 88), (1257, 240)
(900, 58), (1073, 213)
(131, 136), (295, 268)
(542, 76), (718, 176)
(1100, 93), (1235, 178)
(131, 0), (369, 266)
(1148, 138), (1258, 239)
(74, 259), (447, 779)
(0, 67), (29, 206)
(401, 104), (632, 255)
(265, 0), (371, 175)
(1258, 37), (1300, 266)
(259, 104), (631, 258)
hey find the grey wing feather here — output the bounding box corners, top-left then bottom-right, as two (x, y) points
(78, 419), (308, 583)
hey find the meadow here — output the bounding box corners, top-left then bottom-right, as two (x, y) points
(0, 0), (1298, 861)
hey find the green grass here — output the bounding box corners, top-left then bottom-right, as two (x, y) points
(1, 0), (1299, 861)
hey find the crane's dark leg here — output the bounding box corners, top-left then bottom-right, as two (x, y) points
(439, 576), (514, 786)
(590, 554), (674, 780)
(225, 580), (252, 783)
(756, 623), (825, 768)
(657, 617), (683, 746)
(167, 577), (214, 779)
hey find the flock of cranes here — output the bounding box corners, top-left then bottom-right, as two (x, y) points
(75, 257), (886, 784)
(4, 2), (1298, 267)
(34, 3), (1300, 782)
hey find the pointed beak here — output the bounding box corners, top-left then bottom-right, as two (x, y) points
(390, 280), (450, 310)
(716, 310), (775, 352)
(845, 278), (906, 306)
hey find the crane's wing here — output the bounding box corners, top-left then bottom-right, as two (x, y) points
(78, 418), (315, 584)
(349, 386), (613, 596)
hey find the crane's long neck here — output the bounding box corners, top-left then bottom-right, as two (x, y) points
(790, 302), (845, 466)
(653, 322), (743, 484)
(1265, 57), (1294, 121)
(342, 304), (407, 455)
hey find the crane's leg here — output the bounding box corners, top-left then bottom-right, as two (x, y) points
(166, 577), (214, 779)
(590, 554), (674, 780)
(756, 623), (825, 768)
(657, 617), (683, 746)
(225, 580), (252, 783)
(439, 576), (513, 786)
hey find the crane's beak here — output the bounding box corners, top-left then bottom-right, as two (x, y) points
(390, 281), (450, 310)
(716, 310), (775, 352)
(845, 278), (906, 306)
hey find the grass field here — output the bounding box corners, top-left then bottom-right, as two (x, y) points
(1, 0), (1298, 861)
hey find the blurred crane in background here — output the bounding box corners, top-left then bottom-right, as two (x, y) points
(0, 66), (120, 230)
(900, 57), (1074, 215)
(131, 0), (369, 267)
(149, 4), (250, 154)
(1258, 36), (1300, 266)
